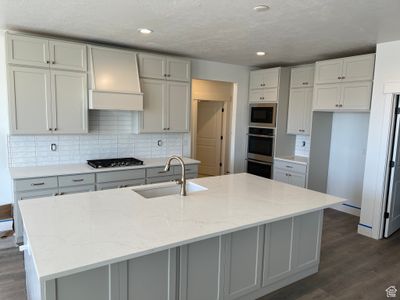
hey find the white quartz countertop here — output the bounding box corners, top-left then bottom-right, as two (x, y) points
(275, 156), (309, 165)
(19, 173), (343, 281)
(9, 157), (200, 179)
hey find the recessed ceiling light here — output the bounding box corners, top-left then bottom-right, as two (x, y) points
(253, 5), (270, 12)
(256, 51), (266, 56)
(138, 28), (153, 34)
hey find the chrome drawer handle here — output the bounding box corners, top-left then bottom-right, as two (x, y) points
(72, 179), (84, 182)
(286, 166), (293, 168)
(31, 182), (45, 186)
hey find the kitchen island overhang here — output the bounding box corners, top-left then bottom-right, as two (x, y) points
(19, 173), (343, 300)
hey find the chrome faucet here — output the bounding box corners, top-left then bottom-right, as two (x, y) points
(164, 155), (187, 196)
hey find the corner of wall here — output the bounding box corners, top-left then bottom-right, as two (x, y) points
(0, 30), (12, 205)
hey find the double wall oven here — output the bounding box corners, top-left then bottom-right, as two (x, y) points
(247, 103), (277, 179)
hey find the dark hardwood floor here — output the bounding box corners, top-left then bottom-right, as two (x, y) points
(1, 209), (399, 300)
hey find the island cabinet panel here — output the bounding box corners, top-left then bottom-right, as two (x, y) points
(292, 210), (323, 272)
(127, 249), (177, 300)
(222, 226), (264, 300)
(179, 237), (224, 300)
(46, 266), (109, 300)
(262, 218), (294, 286)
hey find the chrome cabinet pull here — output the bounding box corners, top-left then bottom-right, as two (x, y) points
(31, 182), (45, 186)
(72, 179), (84, 182)
(46, 60), (50, 64)
(285, 165), (293, 169)
(302, 82), (308, 85)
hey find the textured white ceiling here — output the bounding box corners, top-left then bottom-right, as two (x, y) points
(1, 0), (400, 66)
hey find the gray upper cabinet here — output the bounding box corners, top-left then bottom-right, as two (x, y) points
(139, 79), (166, 133)
(7, 33), (88, 135)
(138, 53), (190, 82)
(8, 67), (88, 134)
(7, 34), (50, 68)
(223, 225), (264, 300)
(314, 54), (375, 84)
(167, 81), (190, 132)
(180, 237), (224, 300)
(138, 79), (190, 133)
(7, 33), (87, 72)
(49, 40), (87, 72)
(290, 65), (314, 88)
(8, 66), (53, 134)
(51, 70), (88, 133)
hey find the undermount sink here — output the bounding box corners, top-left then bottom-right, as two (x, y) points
(132, 182), (208, 199)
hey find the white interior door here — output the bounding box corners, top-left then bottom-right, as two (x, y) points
(196, 101), (224, 176)
(385, 96), (400, 237)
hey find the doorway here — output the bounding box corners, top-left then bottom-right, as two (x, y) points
(191, 79), (233, 177)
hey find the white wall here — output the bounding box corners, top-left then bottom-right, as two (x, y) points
(360, 40), (400, 239)
(327, 113), (369, 216)
(191, 59), (250, 173)
(0, 30), (12, 205)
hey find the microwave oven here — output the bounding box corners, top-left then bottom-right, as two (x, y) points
(249, 103), (277, 128)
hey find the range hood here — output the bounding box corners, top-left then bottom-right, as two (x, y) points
(88, 46), (143, 111)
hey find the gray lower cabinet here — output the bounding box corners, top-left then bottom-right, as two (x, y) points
(179, 237), (224, 300)
(223, 226), (264, 300)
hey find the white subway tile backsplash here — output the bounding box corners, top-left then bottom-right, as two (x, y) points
(8, 111), (190, 167)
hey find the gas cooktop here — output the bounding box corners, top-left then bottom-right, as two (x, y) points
(87, 157), (144, 169)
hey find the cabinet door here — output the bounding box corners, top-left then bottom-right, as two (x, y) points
(314, 59), (343, 84)
(273, 168), (290, 184)
(288, 172), (306, 188)
(312, 84), (341, 111)
(342, 54), (375, 82)
(302, 88), (313, 134)
(49, 40), (87, 72)
(223, 226), (264, 300)
(9, 66), (53, 134)
(250, 68), (280, 89)
(180, 237), (223, 300)
(7, 34), (50, 68)
(127, 249), (176, 300)
(138, 53), (166, 80)
(290, 66), (315, 88)
(287, 88), (312, 134)
(139, 79), (166, 132)
(167, 81), (190, 132)
(248, 88), (278, 103)
(166, 57), (191, 82)
(15, 189), (59, 241)
(292, 211), (322, 272)
(263, 219), (293, 286)
(51, 70), (88, 134)
(340, 81), (372, 111)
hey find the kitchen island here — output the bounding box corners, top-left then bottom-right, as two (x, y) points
(19, 173), (343, 300)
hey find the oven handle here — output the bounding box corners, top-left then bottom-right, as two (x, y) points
(246, 159), (272, 166)
(247, 133), (275, 138)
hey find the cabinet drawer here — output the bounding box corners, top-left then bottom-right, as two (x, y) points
(249, 88), (278, 103)
(96, 169), (145, 183)
(15, 177), (58, 192)
(96, 179), (146, 190)
(147, 166), (174, 178)
(173, 164), (199, 175)
(58, 174), (95, 187)
(59, 185), (95, 195)
(274, 160), (307, 174)
(146, 175), (178, 184)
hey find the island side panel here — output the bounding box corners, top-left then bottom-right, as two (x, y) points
(29, 210), (324, 300)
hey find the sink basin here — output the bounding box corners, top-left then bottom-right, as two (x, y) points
(132, 182), (208, 199)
